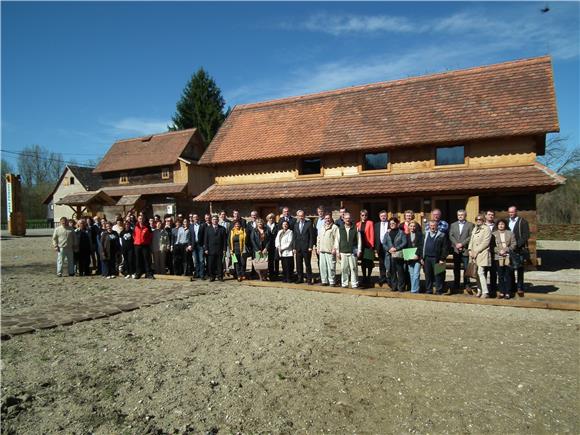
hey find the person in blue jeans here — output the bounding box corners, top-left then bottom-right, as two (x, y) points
(190, 214), (207, 280)
(405, 221), (424, 293)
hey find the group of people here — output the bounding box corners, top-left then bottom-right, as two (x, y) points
(51, 204), (530, 298)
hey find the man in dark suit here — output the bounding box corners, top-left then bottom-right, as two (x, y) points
(335, 207), (347, 227)
(191, 214), (207, 279)
(374, 210), (389, 286)
(218, 210), (232, 276)
(508, 206), (530, 297)
(448, 209), (475, 294)
(204, 215), (227, 282)
(246, 210), (259, 278)
(293, 210), (314, 284)
(279, 206), (296, 231)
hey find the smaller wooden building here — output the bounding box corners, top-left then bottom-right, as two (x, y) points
(43, 165), (103, 221)
(93, 128), (213, 217)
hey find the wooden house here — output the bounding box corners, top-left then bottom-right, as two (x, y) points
(93, 128), (213, 217)
(43, 165), (104, 221)
(194, 56), (565, 266)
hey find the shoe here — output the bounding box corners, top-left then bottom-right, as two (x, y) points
(219, 276), (224, 282)
(131, 274), (137, 279)
(202, 276), (207, 280)
(237, 277), (242, 282)
(517, 289), (524, 297)
(307, 280), (314, 286)
(476, 290), (482, 297)
(106, 276), (111, 279)
(110, 275), (116, 279)
(57, 273), (62, 277)
(443, 288), (454, 296)
(209, 277), (215, 282)
(321, 283), (329, 287)
(498, 293), (505, 299)
(504, 294), (511, 299)
(342, 285), (348, 288)
(482, 294), (490, 299)
(352, 285), (358, 289)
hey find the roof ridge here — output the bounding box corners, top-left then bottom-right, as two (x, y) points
(114, 127), (197, 144)
(235, 56), (552, 111)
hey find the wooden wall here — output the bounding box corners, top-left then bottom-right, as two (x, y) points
(213, 135), (539, 185)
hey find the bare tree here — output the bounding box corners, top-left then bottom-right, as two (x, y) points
(538, 135), (580, 174)
(17, 145), (64, 186)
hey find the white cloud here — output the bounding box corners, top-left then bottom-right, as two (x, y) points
(302, 13), (420, 35)
(105, 117), (170, 136)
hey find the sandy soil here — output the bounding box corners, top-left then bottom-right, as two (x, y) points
(1, 235), (579, 434)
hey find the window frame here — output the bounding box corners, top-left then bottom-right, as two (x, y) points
(161, 167), (170, 180)
(297, 157), (323, 178)
(360, 151), (391, 173)
(119, 173), (129, 184)
(434, 145), (467, 168)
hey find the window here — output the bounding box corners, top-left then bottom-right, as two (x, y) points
(363, 152), (389, 171)
(69, 177), (75, 185)
(161, 168), (170, 179)
(299, 158), (321, 176)
(119, 173), (129, 184)
(436, 145), (465, 166)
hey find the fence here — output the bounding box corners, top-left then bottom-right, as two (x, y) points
(0, 220), (54, 231)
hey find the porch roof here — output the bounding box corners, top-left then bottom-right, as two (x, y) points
(193, 163), (565, 202)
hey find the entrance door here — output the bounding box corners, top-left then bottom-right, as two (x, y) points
(257, 203), (278, 220)
(433, 197), (467, 223)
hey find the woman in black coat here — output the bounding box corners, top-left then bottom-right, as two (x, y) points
(265, 213), (279, 280)
(251, 219), (272, 280)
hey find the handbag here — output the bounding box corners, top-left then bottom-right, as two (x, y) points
(253, 252), (269, 271)
(464, 261), (478, 279)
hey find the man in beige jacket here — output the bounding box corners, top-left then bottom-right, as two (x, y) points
(316, 214), (339, 286)
(52, 217), (75, 277)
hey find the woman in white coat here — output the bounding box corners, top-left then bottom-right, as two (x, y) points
(275, 220), (294, 283)
(468, 214), (492, 298)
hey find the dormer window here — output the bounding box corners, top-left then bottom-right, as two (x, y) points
(119, 173), (129, 184)
(161, 168), (170, 179)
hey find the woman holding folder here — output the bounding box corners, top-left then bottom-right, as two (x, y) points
(229, 220), (247, 281)
(382, 217), (407, 291)
(404, 221), (423, 293)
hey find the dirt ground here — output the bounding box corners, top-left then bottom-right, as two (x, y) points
(1, 234), (579, 434)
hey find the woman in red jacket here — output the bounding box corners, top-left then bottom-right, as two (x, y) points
(133, 214), (153, 279)
(356, 209), (375, 288)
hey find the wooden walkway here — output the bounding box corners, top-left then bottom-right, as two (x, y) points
(243, 280), (580, 312)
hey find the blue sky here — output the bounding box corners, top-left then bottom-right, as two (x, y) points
(2, 1), (579, 168)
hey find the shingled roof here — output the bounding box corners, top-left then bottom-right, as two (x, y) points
(68, 165), (102, 191)
(194, 164), (565, 202)
(94, 128), (204, 173)
(199, 56), (559, 166)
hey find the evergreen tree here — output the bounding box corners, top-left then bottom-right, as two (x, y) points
(169, 68), (227, 145)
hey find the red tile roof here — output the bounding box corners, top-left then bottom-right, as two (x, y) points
(193, 164), (564, 202)
(94, 128), (204, 173)
(199, 56), (559, 165)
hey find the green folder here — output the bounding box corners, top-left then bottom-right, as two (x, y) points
(231, 253), (238, 264)
(434, 262), (446, 275)
(363, 248), (375, 261)
(403, 247), (417, 261)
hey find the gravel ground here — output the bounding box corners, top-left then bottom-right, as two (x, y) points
(1, 235), (579, 434)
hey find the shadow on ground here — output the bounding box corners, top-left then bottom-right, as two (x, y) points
(538, 250), (580, 271)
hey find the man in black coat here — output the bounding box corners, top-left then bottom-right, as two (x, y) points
(191, 214), (207, 279)
(508, 206), (530, 296)
(204, 215), (227, 281)
(279, 206), (296, 231)
(421, 220), (449, 295)
(293, 210), (314, 284)
(374, 210), (389, 285)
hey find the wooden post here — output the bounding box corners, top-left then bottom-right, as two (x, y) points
(466, 195), (480, 223)
(5, 174), (26, 236)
